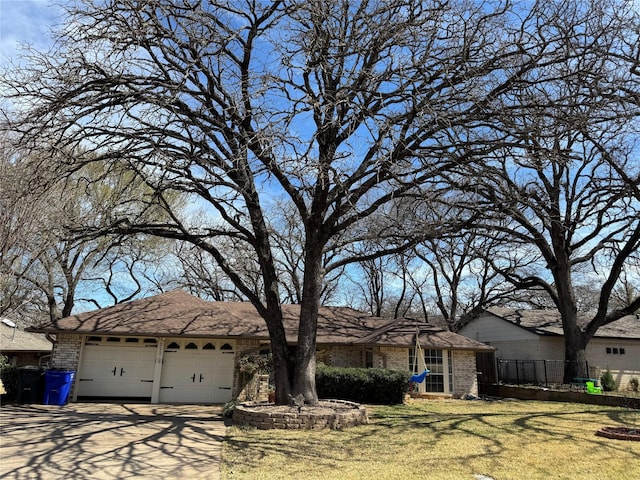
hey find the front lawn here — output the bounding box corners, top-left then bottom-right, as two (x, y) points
(222, 399), (640, 480)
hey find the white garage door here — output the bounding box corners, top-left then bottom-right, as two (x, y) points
(159, 339), (235, 404)
(77, 336), (157, 399)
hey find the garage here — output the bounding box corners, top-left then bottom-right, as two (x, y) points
(76, 336), (158, 400)
(76, 336), (236, 403)
(159, 338), (235, 404)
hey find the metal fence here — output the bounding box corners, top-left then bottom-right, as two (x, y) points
(496, 359), (593, 387)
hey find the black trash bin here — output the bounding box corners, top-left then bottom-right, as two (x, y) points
(16, 366), (45, 404)
(44, 370), (76, 406)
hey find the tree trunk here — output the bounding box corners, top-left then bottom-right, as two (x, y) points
(548, 217), (588, 383)
(564, 339), (589, 383)
(558, 301), (589, 382)
(243, 185), (293, 405)
(557, 282), (589, 383)
(559, 289), (593, 382)
(262, 304), (292, 405)
(292, 241), (324, 405)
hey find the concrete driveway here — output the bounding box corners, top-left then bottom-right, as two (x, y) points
(0, 402), (226, 480)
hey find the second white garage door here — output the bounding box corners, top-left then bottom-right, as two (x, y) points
(159, 339), (235, 404)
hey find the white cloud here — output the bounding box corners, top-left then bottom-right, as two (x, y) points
(0, 0), (62, 63)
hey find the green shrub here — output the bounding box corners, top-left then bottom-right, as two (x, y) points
(629, 377), (639, 392)
(600, 369), (616, 392)
(222, 400), (238, 419)
(315, 364), (410, 405)
(237, 353), (273, 376)
(0, 362), (19, 400)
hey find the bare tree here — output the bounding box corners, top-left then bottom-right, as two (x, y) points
(347, 228), (514, 330)
(1, 142), (176, 321)
(610, 269), (640, 311)
(2, 0), (601, 402)
(446, 0), (640, 380)
(267, 202), (344, 305)
(171, 226), (271, 303)
(346, 252), (425, 320)
(0, 139), (52, 320)
(411, 231), (513, 331)
(84, 235), (180, 308)
(349, 257), (389, 317)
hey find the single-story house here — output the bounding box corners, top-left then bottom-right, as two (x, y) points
(459, 308), (640, 390)
(28, 289), (493, 404)
(1, 318), (52, 367)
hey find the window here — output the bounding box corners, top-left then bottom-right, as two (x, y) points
(203, 343), (216, 350)
(409, 348), (451, 394)
(424, 349), (444, 393)
(448, 351), (454, 392)
(86, 336), (157, 345)
(185, 342), (198, 349)
(167, 342), (180, 350)
(606, 347), (626, 355)
(364, 349), (373, 368)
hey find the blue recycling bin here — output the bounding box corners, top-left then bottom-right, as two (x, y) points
(44, 370), (76, 406)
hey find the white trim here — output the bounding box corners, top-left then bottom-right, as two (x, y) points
(150, 338), (165, 403)
(411, 348), (453, 395)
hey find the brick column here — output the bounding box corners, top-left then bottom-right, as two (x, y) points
(452, 350), (478, 396)
(50, 333), (82, 371)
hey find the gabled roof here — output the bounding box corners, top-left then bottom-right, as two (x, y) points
(361, 318), (493, 351)
(484, 307), (640, 339)
(1, 320), (53, 353)
(28, 290), (492, 351)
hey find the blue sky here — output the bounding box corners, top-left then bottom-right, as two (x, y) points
(0, 0), (62, 63)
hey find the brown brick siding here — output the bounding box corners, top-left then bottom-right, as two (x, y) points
(320, 345), (407, 371)
(49, 334), (479, 401)
(452, 350), (478, 396)
(379, 347), (408, 371)
(50, 333), (82, 371)
(325, 345), (365, 368)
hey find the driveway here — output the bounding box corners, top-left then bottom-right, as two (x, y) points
(0, 403), (226, 480)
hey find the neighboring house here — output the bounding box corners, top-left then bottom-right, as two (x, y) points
(459, 308), (640, 391)
(1, 318), (53, 367)
(28, 289), (493, 404)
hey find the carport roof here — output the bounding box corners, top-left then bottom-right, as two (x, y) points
(29, 289), (492, 351)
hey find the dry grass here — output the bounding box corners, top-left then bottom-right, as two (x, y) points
(222, 399), (640, 480)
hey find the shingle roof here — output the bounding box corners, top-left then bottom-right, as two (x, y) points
(360, 318), (493, 351)
(486, 307), (640, 339)
(28, 290), (492, 351)
(1, 320), (53, 353)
